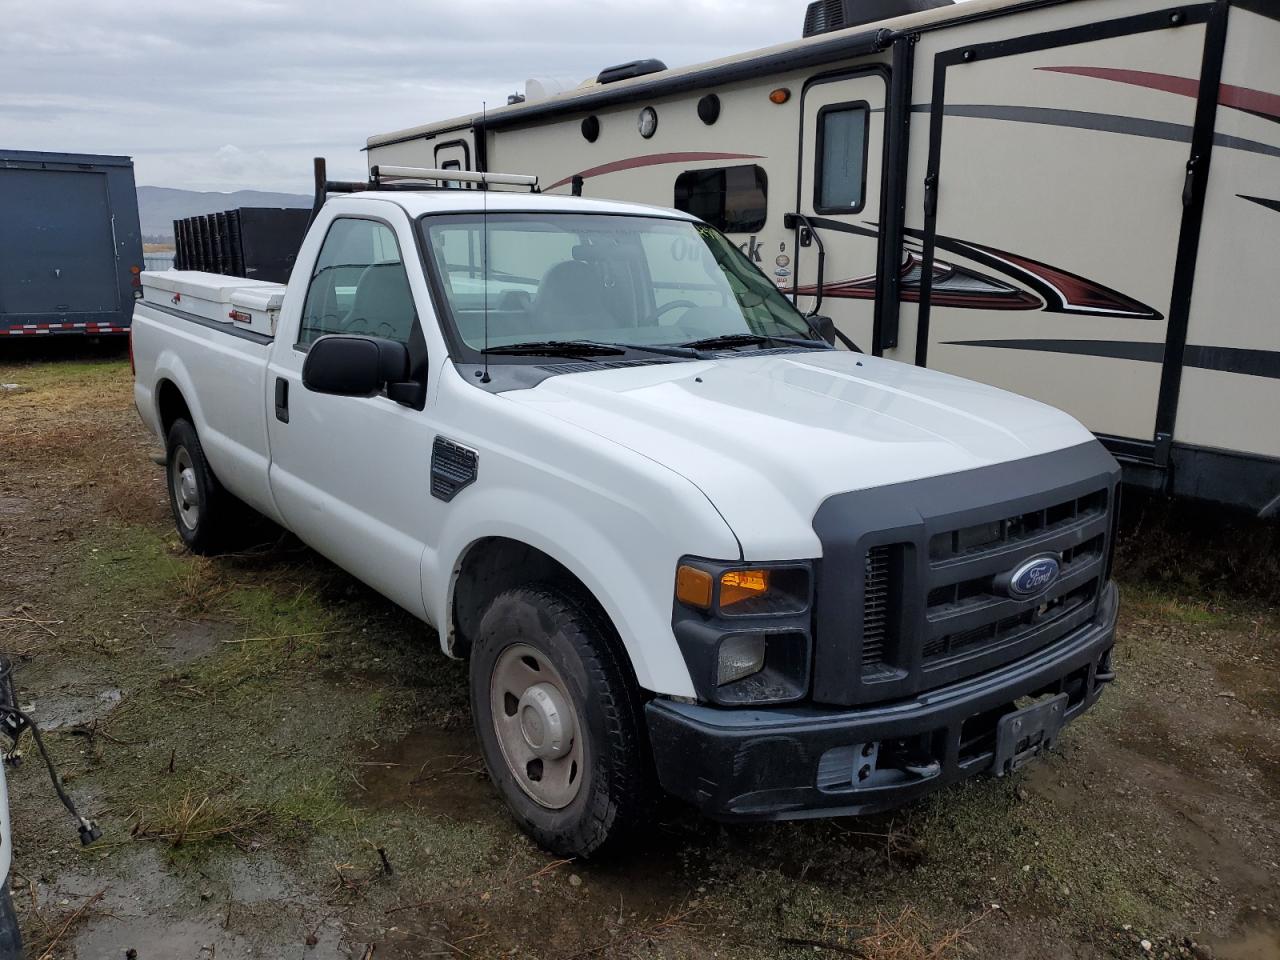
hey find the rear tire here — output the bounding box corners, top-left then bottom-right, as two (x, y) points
(469, 585), (650, 858)
(165, 418), (248, 555)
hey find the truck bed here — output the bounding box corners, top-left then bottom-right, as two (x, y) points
(132, 272), (284, 528)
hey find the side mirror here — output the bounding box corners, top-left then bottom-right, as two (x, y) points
(302, 335), (412, 399)
(809, 314), (837, 346)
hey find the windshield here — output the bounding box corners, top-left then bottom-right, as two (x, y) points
(420, 213), (816, 353)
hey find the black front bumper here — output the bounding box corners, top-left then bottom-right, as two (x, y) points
(646, 581), (1117, 820)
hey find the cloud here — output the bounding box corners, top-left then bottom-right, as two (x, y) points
(0, 0), (801, 192)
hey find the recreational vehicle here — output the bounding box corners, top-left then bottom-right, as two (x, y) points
(367, 0), (1280, 515)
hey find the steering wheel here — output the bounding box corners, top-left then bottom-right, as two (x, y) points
(652, 299), (699, 325)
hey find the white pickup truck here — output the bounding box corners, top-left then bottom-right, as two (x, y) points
(132, 168), (1121, 858)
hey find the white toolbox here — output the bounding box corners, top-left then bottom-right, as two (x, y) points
(141, 271), (285, 338)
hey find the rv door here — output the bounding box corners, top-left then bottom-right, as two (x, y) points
(434, 139), (473, 187)
(792, 68), (888, 352)
(913, 16), (1209, 453)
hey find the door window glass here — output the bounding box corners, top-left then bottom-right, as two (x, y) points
(298, 219), (416, 346)
(815, 103), (869, 213)
(673, 165), (768, 233)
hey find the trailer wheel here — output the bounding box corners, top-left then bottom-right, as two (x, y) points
(165, 418), (242, 555)
(470, 585), (650, 858)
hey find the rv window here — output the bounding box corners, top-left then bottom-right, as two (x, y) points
(441, 159), (462, 190)
(673, 165), (767, 234)
(298, 218), (416, 347)
(815, 102), (869, 214)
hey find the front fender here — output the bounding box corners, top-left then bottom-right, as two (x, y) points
(429, 476), (740, 699)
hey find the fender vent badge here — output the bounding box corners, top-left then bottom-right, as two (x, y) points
(431, 437), (478, 502)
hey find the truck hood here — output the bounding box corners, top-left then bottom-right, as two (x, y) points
(506, 350), (1098, 558)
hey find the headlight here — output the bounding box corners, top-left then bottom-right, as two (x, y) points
(672, 559), (813, 705)
(675, 562), (809, 616)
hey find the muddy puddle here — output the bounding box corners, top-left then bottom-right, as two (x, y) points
(348, 722), (504, 823)
(0, 495), (30, 516)
(56, 847), (353, 959)
(151, 620), (229, 666)
(348, 722), (708, 950)
(1215, 926), (1280, 960)
(34, 684), (122, 731)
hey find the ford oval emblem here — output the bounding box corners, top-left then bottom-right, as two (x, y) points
(1007, 555), (1061, 599)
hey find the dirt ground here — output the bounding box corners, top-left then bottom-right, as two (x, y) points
(1, 344), (1277, 960)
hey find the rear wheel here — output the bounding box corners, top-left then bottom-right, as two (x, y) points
(469, 585), (649, 858)
(165, 418), (247, 555)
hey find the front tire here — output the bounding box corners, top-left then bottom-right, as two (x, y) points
(165, 418), (245, 555)
(0, 883), (22, 959)
(469, 585), (649, 858)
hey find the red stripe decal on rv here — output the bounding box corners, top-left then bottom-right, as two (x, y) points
(1037, 67), (1280, 122)
(546, 152), (764, 191)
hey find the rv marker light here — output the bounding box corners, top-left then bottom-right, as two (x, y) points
(769, 88), (791, 104)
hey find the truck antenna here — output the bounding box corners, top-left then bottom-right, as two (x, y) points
(480, 101), (491, 384)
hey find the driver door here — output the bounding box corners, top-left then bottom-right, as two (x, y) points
(265, 214), (438, 617)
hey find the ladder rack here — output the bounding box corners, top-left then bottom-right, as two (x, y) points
(309, 157), (539, 224)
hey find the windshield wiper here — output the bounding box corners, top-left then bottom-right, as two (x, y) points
(677, 333), (828, 351)
(481, 340), (627, 358)
(482, 339), (701, 360)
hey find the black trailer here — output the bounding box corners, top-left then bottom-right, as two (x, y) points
(0, 150), (143, 338)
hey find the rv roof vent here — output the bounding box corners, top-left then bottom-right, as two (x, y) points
(802, 0), (953, 37)
(596, 59), (667, 85)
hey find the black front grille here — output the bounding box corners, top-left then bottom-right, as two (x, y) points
(810, 442), (1120, 707)
(916, 489), (1109, 680)
(928, 490), (1106, 563)
(862, 546), (892, 669)
(923, 577), (1098, 661)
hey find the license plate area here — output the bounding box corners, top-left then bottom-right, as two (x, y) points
(993, 692), (1068, 776)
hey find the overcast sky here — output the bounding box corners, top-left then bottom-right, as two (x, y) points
(1, 0), (802, 194)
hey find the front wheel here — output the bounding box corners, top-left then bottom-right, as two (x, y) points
(469, 585), (650, 858)
(0, 883), (22, 959)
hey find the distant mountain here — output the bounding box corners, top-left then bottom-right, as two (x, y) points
(137, 186), (310, 240)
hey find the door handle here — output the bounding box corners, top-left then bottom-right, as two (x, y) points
(274, 377), (289, 423)
(1182, 155), (1199, 208)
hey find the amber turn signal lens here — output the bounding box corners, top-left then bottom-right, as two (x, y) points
(769, 88), (791, 104)
(675, 565), (714, 609)
(720, 568), (770, 607)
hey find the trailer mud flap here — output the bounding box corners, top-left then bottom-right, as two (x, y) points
(993, 692), (1068, 777)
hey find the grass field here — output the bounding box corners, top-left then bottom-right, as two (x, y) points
(1, 347), (1277, 959)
